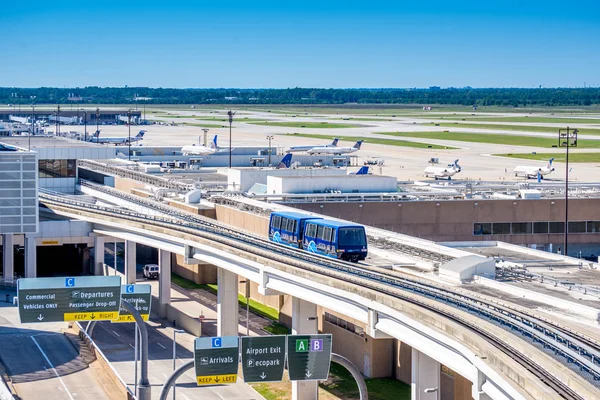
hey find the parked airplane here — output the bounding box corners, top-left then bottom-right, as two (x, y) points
(349, 166), (369, 175)
(286, 138), (339, 153)
(91, 130), (145, 144)
(307, 140), (363, 155)
(181, 135), (220, 156)
(424, 159), (462, 180)
(513, 158), (555, 179)
(276, 154), (293, 169)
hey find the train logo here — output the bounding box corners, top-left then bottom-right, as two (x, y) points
(306, 241), (317, 253)
(272, 231), (282, 243)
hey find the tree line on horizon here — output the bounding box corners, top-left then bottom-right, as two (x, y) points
(0, 87), (598, 107)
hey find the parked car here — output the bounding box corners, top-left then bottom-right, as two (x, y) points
(143, 264), (160, 279)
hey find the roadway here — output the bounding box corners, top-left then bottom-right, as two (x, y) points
(0, 295), (111, 400)
(89, 318), (263, 400)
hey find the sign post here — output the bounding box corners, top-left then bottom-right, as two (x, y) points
(194, 336), (239, 386)
(112, 284), (152, 323)
(241, 335), (286, 382)
(287, 334), (332, 381)
(17, 276), (121, 323)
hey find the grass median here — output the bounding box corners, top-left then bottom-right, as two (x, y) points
(440, 116), (600, 124)
(494, 153), (600, 163)
(430, 122), (600, 136)
(378, 131), (600, 148)
(250, 121), (362, 129)
(282, 133), (457, 150)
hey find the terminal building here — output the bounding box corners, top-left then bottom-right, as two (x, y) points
(0, 108), (142, 124)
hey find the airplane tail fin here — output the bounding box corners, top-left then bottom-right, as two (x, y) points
(454, 159), (461, 172)
(355, 166), (369, 175)
(353, 140), (364, 149)
(136, 130), (146, 138)
(93, 130), (100, 137)
(276, 154), (292, 169)
(209, 135), (218, 149)
(548, 157), (555, 168)
(331, 138), (339, 146)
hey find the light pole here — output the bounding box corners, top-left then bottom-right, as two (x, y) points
(266, 135), (274, 166)
(127, 109), (132, 161)
(424, 387), (439, 400)
(82, 109), (87, 141)
(227, 110), (235, 168)
(172, 329), (184, 400)
(558, 127), (578, 257)
(96, 107), (100, 142)
(201, 128), (209, 146)
(29, 96), (36, 151)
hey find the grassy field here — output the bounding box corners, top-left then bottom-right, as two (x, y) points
(440, 116), (600, 124)
(495, 153), (600, 163)
(182, 122), (229, 128)
(283, 133), (457, 149)
(251, 364), (410, 400)
(250, 121), (362, 128)
(379, 131), (600, 148)
(430, 122), (600, 135)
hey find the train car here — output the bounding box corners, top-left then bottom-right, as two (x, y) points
(303, 219), (368, 262)
(268, 211), (322, 249)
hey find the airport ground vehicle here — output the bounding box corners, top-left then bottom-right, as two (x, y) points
(143, 264), (160, 279)
(268, 211), (368, 262)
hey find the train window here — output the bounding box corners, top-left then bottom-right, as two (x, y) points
(307, 223), (317, 238)
(281, 218), (289, 231)
(323, 227), (333, 242)
(272, 216), (281, 229)
(317, 225), (325, 240)
(291, 220), (297, 234)
(338, 228), (366, 246)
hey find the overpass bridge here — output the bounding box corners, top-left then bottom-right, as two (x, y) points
(35, 186), (600, 400)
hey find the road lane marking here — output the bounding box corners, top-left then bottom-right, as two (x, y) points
(112, 330), (120, 337)
(157, 343), (166, 349)
(31, 336), (75, 400)
(129, 344), (135, 349)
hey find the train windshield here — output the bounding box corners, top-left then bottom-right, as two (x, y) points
(337, 228), (366, 247)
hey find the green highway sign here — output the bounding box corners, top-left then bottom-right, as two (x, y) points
(17, 276), (122, 323)
(287, 334), (332, 381)
(194, 336), (240, 386)
(112, 284), (152, 323)
(241, 335), (286, 382)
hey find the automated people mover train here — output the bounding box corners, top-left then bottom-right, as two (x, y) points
(268, 211), (368, 262)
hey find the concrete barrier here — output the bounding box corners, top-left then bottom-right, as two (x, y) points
(71, 322), (136, 400)
(474, 275), (600, 322)
(0, 379), (14, 400)
(151, 296), (202, 337)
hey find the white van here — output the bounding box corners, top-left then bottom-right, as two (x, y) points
(143, 264), (160, 279)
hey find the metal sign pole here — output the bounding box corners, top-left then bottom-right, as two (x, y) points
(121, 300), (151, 400)
(134, 324), (138, 395)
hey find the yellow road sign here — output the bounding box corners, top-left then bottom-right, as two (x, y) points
(64, 311), (120, 321)
(196, 374), (237, 385)
(112, 314), (149, 323)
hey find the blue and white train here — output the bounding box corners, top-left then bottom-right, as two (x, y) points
(268, 211), (368, 262)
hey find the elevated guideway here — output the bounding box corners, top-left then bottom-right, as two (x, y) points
(37, 188), (600, 400)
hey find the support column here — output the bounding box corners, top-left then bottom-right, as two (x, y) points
(93, 236), (105, 276)
(292, 297), (318, 400)
(2, 234), (14, 281)
(472, 368), (492, 400)
(125, 240), (136, 284)
(411, 348), (440, 400)
(217, 268), (238, 337)
(158, 249), (171, 318)
(24, 235), (37, 278)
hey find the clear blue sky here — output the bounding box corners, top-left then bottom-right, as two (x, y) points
(1, 1), (598, 88)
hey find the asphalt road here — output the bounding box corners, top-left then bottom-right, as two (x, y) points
(91, 318), (263, 400)
(0, 301), (111, 400)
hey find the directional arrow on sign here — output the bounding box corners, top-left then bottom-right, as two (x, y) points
(37, 314), (44, 321)
(260, 372), (266, 380)
(306, 371), (312, 378)
(214, 377), (220, 383)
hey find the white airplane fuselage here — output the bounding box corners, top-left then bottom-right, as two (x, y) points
(181, 145), (218, 156)
(424, 166), (459, 179)
(307, 147), (357, 155)
(513, 166), (555, 179)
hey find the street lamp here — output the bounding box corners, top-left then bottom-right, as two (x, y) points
(558, 127), (578, 257)
(201, 128), (209, 146)
(424, 387), (439, 400)
(172, 329), (185, 400)
(227, 110), (235, 168)
(29, 96), (36, 151)
(127, 109), (132, 161)
(81, 109), (87, 141)
(266, 135), (274, 166)
(55, 104), (61, 136)
(96, 107), (100, 142)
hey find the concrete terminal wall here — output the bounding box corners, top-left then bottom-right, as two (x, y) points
(215, 204), (269, 237)
(289, 198), (600, 245)
(172, 254), (217, 284)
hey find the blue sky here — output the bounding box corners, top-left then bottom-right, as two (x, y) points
(1, 1), (598, 88)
